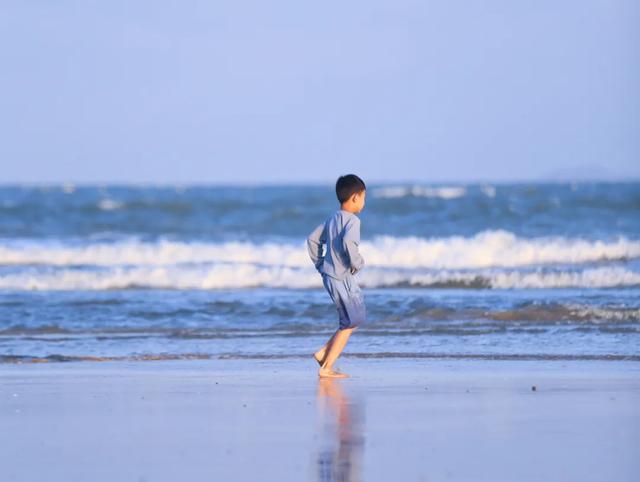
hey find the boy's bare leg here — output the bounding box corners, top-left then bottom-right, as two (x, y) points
(313, 330), (339, 366)
(318, 327), (357, 378)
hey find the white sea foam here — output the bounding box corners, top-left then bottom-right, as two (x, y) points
(0, 264), (318, 290)
(62, 183), (76, 194)
(0, 265), (637, 290)
(563, 304), (640, 322)
(480, 184), (496, 198)
(372, 185), (467, 199)
(361, 267), (640, 289)
(485, 266), (640, 289)
(362, 231), (640, 269)
(98, 199), (123, 211)
(1, 230), (639, 269)
(0, 239), (309, 267)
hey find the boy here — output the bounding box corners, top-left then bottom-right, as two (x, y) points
(307, 174), (367, 378)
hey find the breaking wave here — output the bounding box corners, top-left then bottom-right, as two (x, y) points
(1, 230), (638, 269)
(0, 265), (638, 290)
(372, 185), (467, 199)
(1, 230), (638, 290)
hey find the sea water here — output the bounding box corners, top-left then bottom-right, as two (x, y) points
(0, 182), (638, 362)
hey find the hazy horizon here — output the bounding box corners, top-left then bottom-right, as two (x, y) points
(2, 176), (639, 187)
(3, 165), (638, 186)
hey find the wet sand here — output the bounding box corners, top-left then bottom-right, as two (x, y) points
(1, 358), (639, 482)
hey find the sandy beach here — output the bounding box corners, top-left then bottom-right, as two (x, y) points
(1, 358), (638, 482)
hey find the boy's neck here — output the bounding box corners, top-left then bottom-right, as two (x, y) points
(340, 204), (358, 214)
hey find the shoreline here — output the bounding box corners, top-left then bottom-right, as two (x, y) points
(2, 352), (640, 365)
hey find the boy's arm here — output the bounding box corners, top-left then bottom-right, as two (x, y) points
(306, 222), (326, 271)
(343, 217), (365, 274)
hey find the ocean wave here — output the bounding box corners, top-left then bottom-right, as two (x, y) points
(365, 266), (640, 289)
(480, 184), (496, 198)
(0, 265), (638, 290)
(372, 185), (467, 199)
(1, 230), (638, 269)
(3, 303), (636, 335)
(363, 231), (640, 268)
(97, 199), (124, 211)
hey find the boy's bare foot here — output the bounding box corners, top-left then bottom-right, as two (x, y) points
(313, 350), (326, 366)
(318, 367), (349, 378)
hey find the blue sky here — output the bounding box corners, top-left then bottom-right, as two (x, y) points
(1, 0), (638, 184)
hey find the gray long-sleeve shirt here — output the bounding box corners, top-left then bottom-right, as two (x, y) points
(307, 209), (365, 280)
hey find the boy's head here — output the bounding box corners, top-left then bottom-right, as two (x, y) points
(336, 174), (366, 213)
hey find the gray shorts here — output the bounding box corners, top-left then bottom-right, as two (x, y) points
(322, 272), (366, 330)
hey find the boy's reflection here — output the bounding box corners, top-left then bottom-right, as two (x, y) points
(316, 379), (365, 482)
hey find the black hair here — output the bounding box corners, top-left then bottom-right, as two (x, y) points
(335, 174), (366, 204)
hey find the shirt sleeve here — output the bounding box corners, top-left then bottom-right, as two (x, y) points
(306, 222), (326, 271)
(342, 217), (365, 274)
